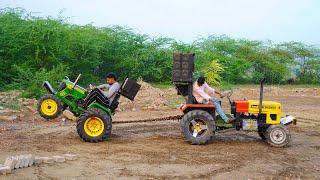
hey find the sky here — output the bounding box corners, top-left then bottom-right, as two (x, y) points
(1, 0), (319, 45)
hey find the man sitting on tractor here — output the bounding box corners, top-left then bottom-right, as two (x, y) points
(82, 72), (120, 108)
(193, 76), (233, 124)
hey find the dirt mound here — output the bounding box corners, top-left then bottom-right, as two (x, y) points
(0, 91), (39, 123)
(118, 80), (170, 111)
(0, 91), (37, 109)
(0, 91), (20, 104)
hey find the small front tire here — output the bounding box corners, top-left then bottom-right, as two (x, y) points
(266, 124), (291, 147)
(38, 94), (63, 119)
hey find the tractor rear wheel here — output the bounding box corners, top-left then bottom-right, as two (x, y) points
(266, 124), (291, 147)
(77, 108), (112, 143)
(38, 94), (63, 119)
(181, 109), (215, 145)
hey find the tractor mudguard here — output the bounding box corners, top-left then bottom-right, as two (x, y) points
(180, 104), (215, 113)
(88, 102), (113, 117)
(43, 81), (56, 94)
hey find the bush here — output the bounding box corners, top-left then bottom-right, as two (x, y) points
(0, 9), (319, 99)
(9, 64), (69, 98)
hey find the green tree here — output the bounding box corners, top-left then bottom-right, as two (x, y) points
(204, 60), (224, 85)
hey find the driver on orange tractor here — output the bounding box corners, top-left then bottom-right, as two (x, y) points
(193, 76), (233, 124)
(82, 72), (120, 108)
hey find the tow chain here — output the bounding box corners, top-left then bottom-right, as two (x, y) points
(112, 115), (237, 133)
(113, 115), (184, 124)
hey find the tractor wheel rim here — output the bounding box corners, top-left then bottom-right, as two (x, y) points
(84, 117), (105, 137)
(270, 128), (286, 144)
(41, 99), (58, 116)
(189, 119), (208, 138)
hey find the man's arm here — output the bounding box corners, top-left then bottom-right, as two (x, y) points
(204, 82), (224, 98)
(215, 90), (224, 98)
(203, 82), (215, 95)
(96, 84), (110, 90)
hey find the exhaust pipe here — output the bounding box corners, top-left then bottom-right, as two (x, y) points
(259, 78), (266, 121)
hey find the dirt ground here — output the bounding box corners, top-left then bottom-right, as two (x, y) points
(0, 86), (320, 179)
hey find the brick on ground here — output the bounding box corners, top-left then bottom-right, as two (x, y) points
(22, 155), (30, 168)
(52, 156), (65, 163)
(27, 154), (34, 167)
(34, 157), (43, 165)
(62, 110), (77, 121)
(4, 157), (17, 170)
(64, 154), (77, 161)
(17, 155), (24, 168)
(14, 156), (22, 169)
(0, 165), (11, 175)
(19, 155), (27, 168)
(42, 157), (54, 164)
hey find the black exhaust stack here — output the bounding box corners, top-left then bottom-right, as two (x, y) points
(259, 78), (266, 120)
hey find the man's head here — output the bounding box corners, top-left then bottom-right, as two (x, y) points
(197, 76), (206, 86)
(106, 72), (117, 85)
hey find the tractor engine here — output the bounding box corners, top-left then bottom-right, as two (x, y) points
(231, 100), (282, 130)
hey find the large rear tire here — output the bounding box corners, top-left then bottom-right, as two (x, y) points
(181, 110), (215, 145)
(76, 108), (112, 143)
(266, 124), (291, 147)
(38, 94), (63, 119)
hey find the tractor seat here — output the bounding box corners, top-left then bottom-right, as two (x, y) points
(179, 95), (215, 112)
(109, 93), (120, 112)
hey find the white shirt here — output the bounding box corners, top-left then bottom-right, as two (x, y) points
(97, 82), (120, 103)
(192, 82), (215, 103)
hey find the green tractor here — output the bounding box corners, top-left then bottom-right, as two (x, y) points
(37, 74), (140, 142)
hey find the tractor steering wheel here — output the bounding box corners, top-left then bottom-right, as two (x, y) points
(224, 90), (233, 105)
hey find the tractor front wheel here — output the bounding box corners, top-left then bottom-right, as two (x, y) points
(266, 124), (291, 147)
(181, 110), (215, 145)
(76, 108), (112, 143)
(38, 94), (63, 119)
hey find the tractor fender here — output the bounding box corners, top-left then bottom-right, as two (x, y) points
(88, 102), (113, 117)
(180, 104), (216, 114)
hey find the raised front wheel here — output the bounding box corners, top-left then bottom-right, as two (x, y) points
(38, 94), (63, 119)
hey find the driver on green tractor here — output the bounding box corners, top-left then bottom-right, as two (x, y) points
(193, 76), (234, 124)
(81, 72), (120, 108)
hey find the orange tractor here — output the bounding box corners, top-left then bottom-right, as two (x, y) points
(173, 53), (296, 147)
